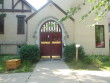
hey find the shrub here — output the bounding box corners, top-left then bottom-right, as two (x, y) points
(64, 44), (76, 62)
(82, 55), (110, 68)
(20, 60), (33, 72)
(78, 46), (85, 60)
(19, 45), (40, 62)
(82, 56), (93, 64)
(64, 44), (85, 62)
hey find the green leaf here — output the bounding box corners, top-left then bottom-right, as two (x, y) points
(0, 0), (3, 4)
(88, 0), (93, 2)
(108, 4), (110, 10)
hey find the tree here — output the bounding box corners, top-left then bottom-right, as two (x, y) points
(0, 0), (3, 4)
(60, 0), (110, 25)
(0, 0), (6, 18)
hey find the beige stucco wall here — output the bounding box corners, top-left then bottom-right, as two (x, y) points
(73, 2), (109, 55)
(0, 45), (17, 54)
(0, 0), (109, 55)
(0, 12), (31, 44)
(27, 4), (75, 45)
(0, 0), (32, 54)
(27, 1), (109, 55)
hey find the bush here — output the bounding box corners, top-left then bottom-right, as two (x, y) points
(82, 55), (110, 68)
(78, 46), (85, 59)
(64, 44), (85, 62)
(82, 56), (93, 64)
(19, 45), (40, 62)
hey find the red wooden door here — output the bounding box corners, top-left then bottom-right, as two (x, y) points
(40, 20), (62, 58)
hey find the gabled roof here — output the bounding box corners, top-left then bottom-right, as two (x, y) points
(26, 0), (49, 10)
(22, 0), (74, 22)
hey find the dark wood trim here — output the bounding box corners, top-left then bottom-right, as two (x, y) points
(25, 0), (74, 22)
(22, 1), (24, 11)
(95, 25), (105, 48)
(0, 9), (31, 12)
(16, 15), (26, 18)
(13, 0), (21, 9)
(51, 1), (74, 22)
(12, 0), (14, 10)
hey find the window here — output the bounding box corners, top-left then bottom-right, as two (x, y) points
(109, 24), (110, 32)
(0, 18), (4, 34)
(16, 15), (26, 34)
(95, 25), (105, 48)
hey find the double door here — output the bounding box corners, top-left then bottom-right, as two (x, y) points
(40, 32), (62, 58)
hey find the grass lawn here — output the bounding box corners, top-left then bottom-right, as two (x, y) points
(0, 54), (37, 73)
(66, 56), (110, 71)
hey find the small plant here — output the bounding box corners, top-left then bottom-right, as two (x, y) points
(0, 55), (37, 73)
(92, 56), (102, 68)
(3, 55), (20, 61)
(64, 44), (85, 62)
(66, 55), (110, 70)
(78, 46), (85, 60)
(82, 55), (110, 68)
(82, 56), (93, 64)
(19, 45), (40, 62)
(64, 44), (76, 62)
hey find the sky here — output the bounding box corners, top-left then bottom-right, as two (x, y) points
(26, 0), (48, 10)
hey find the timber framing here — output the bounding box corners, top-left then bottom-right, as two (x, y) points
(0, 0), (32, 12)
(0, 9), (31, 12)
(26, 0), (75, 22)
(0, 0), (74, 21)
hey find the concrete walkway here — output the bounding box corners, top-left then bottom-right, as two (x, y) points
(0, 73), (31, 83)
(0, 60), (110, 83)
(27, 60), (110, 83)
(27, 60), (80, 83)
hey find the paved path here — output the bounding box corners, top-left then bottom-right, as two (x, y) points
(27, 60), (79, 83)
(72, 71), (110, 83)
(0, 60), (110, 83)
(0, 73), (31, 83)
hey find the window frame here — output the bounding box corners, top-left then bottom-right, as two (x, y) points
(95, 25), (105, 48)
(108, 23), (110, 32)
(16, 15), (26, 34)
(0, 18), (4, 34)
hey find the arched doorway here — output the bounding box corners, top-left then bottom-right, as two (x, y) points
(40, 20), (62, 59)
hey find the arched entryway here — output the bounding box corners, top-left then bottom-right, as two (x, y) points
(40, 20), (62, 59)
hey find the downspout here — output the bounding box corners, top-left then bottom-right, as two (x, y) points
(26, 21), (28, 44)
